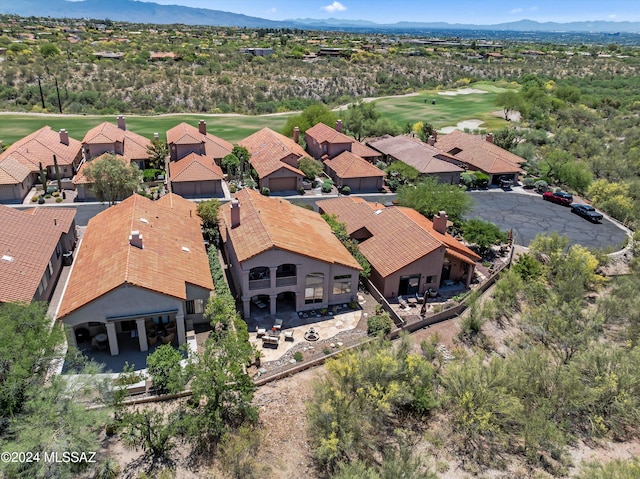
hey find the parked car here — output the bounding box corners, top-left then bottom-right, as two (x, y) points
(498, 176), (513, 189)
(543, 190), (573, 206)
(571, 204), (604, 223)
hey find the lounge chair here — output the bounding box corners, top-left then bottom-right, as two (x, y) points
(161, 332), (175, 344)
(273, 318), (283, 330)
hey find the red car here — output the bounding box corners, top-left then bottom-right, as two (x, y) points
(543, 191), (573, 206)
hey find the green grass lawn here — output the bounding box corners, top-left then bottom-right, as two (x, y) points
(373, 81), (516, 131)
(0, 82), (517, 146)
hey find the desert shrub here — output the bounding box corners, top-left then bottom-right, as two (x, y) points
(293, 351), (303, 362)
(321, 180), (333, 193)
(55, 197), (63, 203)
(522, 177), (536, 188)
(367, 312), (394, 336)
(260, 187), (270, 196)
(341, 185), (351, 195)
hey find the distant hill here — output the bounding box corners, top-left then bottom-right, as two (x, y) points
(1, 0), (640, 33)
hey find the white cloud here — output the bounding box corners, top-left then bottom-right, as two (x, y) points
(510, 8), (523, 14)
(609, 14), (616, 19)
(529, 6), (539, 12)
(269, 7), (277, 13)
(322, 1), (347, 13)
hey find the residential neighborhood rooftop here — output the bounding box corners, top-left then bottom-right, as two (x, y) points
(169, 152), (224, 183)
(0, 125), (82, 171)
(58, 193), (213, 318)
(323, 151), (386, 179)
(166, 122), (233, 159)
(82, 120), (151, 160)
(0, 205), (76, 303)
(219, 188), (361, 270)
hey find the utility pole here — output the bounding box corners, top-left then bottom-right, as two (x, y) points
(54, 77), (62, 113)
(37, 77), (45, 109)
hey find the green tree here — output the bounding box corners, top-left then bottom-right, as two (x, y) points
(385, 161), (420, 184)
(282, 103), (337, 137)
(298, 156), (324, 181)
(396, 177), (473, 224)
(83, 154), (143, 205)
(416, 121), (435, 143)
(145, 138), (169, 170)
(460, 218), (507, 254)
(495, 90), (525, 120)
(1, 375), (107, 479)
(0, 302), (63, 418)
(196, 199), (221, 245)
(222, 153), (241, 179)
(39, 43), (60, 58)
(343, 100), (380, 141)
(120, 408), (178, 462)
(146, 344), (188, 395)
(322, 213), (370, 278)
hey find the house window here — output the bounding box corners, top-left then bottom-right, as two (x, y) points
(186, 299), (204, 315)
(425, 275), (436, 284)
(56, 243), (61, 259)
(333, 274), (352, 295)
(47, 260), (53, 278)
(305, 273), (324, 304)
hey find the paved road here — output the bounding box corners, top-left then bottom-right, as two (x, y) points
(468, 189), (628, 250)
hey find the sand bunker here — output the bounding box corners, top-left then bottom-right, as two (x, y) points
(439, 119), (485, 134)
(438, 88), (488, 96)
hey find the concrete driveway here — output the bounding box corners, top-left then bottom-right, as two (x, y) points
(467, 189), (628, 250)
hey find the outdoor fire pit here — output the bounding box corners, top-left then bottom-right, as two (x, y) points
(304, 327), (319, 342)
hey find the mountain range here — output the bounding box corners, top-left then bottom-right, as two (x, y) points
(2, 0), (640, 33)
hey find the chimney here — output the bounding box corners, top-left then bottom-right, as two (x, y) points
(427, 135), (435, 146)
(59, 129), (69, 145)
(117, 115), (126, 131)
(486, 133), (494, 144)
(198, 120), (207, 135)
(432, 131), (438, 141)
(230, 199), (240, 228)
(433, 211), (448, 235)
(335, 119), (343, 133)
(293, 126), (300, 143)
(129, 230), (143, 249)
(153, 132), (159, 141)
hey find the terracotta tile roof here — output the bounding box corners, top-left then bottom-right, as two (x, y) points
(239, 128), (306, 179)
(0, 126), (82, 172)
(166, 123), (233, 159)
(317, 197), (479, 278)
(83, 122), (151, 160)
(435, 130), (524, 175)
(156, 192), (199, 220)
(219, 188), (361, 270)
(397, 207), (481, 263)
(169, 153), (224, 183)
(323, 151), (386, 179)
(0, 205), (76, 303)
(72, 153), (130, 185)
(0, 158), (31, 185)
(306, 122), (380, 158)
(367, 135), (465, 174)
(58, 194), (213, 318)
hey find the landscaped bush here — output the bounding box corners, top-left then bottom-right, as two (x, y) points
(298, 187), (305, 195)
(261, 187), (270, 196)
(341, 185), (351, 195)
(293, 351), (303, 362)
(31, 196), (39, 202)
(321, 180), (333, 193)
(55, 197), (63, 203)
(38, 197), (45, 204)
(143, 168), (163, 182)
(522, 177), (536, 188)
(52, 191), (60, 197)
(534, 179), (548, 192)
(229, 184), (237, 193)
(367, 312), (394, 336)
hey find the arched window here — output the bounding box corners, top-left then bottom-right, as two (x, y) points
(305, 273), (324, 304)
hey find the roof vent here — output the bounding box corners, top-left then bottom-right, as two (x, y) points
(129, 230), (143, 249)
(374, 209), (383, 215)
(181, 246), (190, 252)
(140, 218), (149, 224)
(1, 254), (13, 262)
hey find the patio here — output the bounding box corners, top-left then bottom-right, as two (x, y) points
(246, 305), (362, 363)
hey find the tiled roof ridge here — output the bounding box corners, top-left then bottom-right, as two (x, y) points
(395, 207), (445, 249)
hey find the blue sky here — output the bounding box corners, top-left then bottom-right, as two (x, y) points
(143, 0), (640, 24)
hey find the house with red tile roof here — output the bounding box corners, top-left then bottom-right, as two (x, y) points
(367, 135), (465, 185)
(0, 205), (76, 303)
(82, 115), (151, 169)
(58, 193), (213, 356)
(0, 126), (82, 203)
(219, 188), (361, 318)
(304, 121), (381, 162)
(239, 128), (306, 192)
(435, 130), (524, 185)
(323, 151), (385, 192)
(317, 197), (480, 298)
(166, 120), (233, 165)
(169, 153), (224, 198)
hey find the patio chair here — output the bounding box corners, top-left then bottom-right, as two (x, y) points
(273, 318), (283, 330)
(148, 335), (158, 347)
(397, 296), (408, 309)
(161, 332), (175, 344)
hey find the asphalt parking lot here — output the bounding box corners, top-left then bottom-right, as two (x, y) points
(468, 189), (628, 251)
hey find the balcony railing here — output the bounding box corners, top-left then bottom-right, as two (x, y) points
(248, 278), (270, 290)
(276, 276), (297, 287)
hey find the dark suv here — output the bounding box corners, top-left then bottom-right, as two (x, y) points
(543, 190), (573, 206)
(571, 204), (604, 223)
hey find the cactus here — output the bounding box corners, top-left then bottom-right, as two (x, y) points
(53, 155), (62, 192)
(39, 162), (47, 193)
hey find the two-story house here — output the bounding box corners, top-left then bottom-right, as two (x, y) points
(219, 188), (361, 318)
